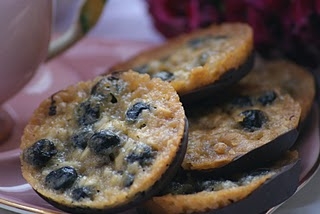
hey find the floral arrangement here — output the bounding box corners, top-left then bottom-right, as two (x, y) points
(146, 0), (320, 68)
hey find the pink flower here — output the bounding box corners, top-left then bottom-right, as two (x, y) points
(317, 0), (320, 14)
(147, 0), (320, 67)
(147, 0), (221, 37)
(146, 0), (187, 37)
(245, 0), (289, 12)
(224, 0), (280, 48)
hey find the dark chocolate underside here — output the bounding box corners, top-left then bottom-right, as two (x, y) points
(180, 52), (255, 104)
(137, 153), (300, 214)
(202, 159), (301, 214)
(190, 128), (299, 177)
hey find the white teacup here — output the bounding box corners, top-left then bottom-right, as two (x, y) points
(0, 0), (106, 142)
(0, 0), (51, 104)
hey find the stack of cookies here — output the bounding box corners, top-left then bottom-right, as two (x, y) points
(20, 23), (316, 214)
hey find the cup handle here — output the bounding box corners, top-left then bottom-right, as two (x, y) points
(46, 0), (107, 61)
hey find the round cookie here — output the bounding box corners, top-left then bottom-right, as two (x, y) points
(182, 85), (301, 171)
(240, 59), (316, 122)
(20, 71), (188, 213)
(143, 151), (300, 214)
(109, 23), (254, 100)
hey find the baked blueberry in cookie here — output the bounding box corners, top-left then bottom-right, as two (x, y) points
(182, 86), (301, 172)
(109, 23), (254, 102)
(20, 71), (188, 214)
(240, 59), (316, 123)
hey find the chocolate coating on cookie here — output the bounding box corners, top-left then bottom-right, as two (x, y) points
(180, 52), (255, 104)
(144, 151), (300, 214)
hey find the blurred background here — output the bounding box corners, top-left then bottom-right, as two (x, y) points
(52, 0), (320, 69)
(53, 0), (163, 43)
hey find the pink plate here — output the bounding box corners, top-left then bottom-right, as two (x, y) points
(0, 38), (319, 214)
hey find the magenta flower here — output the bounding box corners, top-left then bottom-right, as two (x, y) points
(146, 0), (221, 37)
(147, 0), (320, 68)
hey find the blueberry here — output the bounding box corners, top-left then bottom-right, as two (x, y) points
(45, 166), (78, 190)
(198, 52), (209, 66)
(258, 91), (277, 106)
(152, 71), (174, 81)
(88, 130), (121, 156)
(72, 186), (94, 201)
(187, 35), (226, 48)
(23, 139), (57, 167)
(187, 37), (208, 49)
(75, 100), (100, 126)
(231, 96), (253, 107)
(133, 65), (149, 74)
(240, 110), (268, 132)
(71, 127), (94, 149)
(126, 144), (156, 167)
(123, 172), (135, 187)
(126, 102), (150, 123)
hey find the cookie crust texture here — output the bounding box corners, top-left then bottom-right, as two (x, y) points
(110, 23), (253, 96)
(242, 59), (316, 121)
(183, 86), (301, 170)
(20, 71), (187, 212)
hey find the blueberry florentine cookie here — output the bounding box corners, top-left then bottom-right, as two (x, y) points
(182, 86), (301, 171)
(109, 23), (254, 97)
(143, 151), (300, 214)
(240, 59), (316, 122)
(20, 71), (187, 213)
